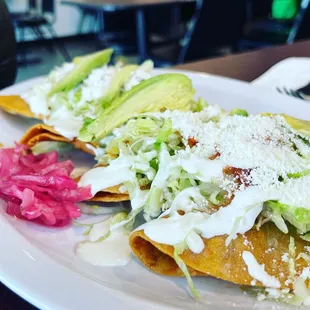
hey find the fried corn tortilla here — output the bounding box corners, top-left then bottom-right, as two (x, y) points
(0, 95), (41, 119)
(89, 191), (129, 202)
(20, 123), (95, 155)
(130, 223), (309, 289)
(20, 124), (129, 203)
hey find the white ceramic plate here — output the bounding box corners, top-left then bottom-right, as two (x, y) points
(1, 69), (309, 310)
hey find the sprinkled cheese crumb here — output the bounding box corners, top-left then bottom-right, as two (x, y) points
(257, 293), (267, 301)
(282, 253), (289, 262)
(146, 110), (310, 208)
(300, 266), (310, 280)
(285, 279), (292, 286)
(118, 185), (127, 194)
(242, 236), (254, 250)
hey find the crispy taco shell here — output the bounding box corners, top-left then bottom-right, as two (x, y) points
(20, 124), (129, 202)
(0, 96), (129, 202)
(89, 191), (129, 202)
(20, 123), (95, 155)
(130, 222), (309, 289)
(0, 95), (41, 119)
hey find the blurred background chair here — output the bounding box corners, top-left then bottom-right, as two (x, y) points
(238, 0), (310, 51)
(0, 0), (17, 89)
(7, 0), (310, 84)
(11, 0), (71, 64)
(150, 0), (246, 65)
(77, 6), (138, 58)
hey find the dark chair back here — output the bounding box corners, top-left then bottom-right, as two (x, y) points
(28, 0), (55, 15)
(181, 0), (246, 63)
(0, 0), (17, 89)
(42, 0), (55, 15)
(239, 0), (310, 50)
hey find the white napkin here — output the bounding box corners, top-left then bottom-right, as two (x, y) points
(251, 57), (310, 92)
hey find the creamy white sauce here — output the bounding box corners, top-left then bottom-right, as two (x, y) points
(180, 153), (224, 182)
(130, 187), (150, 211)
(76, 219), (131, 266)
(85, 143), (105, 158)
(242, 251), (281, 288)
(89, 219), (111, 241)
(142, 211), (207, 247)
(21, 81), (51, 116)
(46, 107), (83, 140)
(141, 186), (268, 249)
(163, 187), (207, 217)
(151, 148), (180, 188)
(21, 62), (75, 116)
(78, 155), (135, 196)
(186, 230), (204, 254)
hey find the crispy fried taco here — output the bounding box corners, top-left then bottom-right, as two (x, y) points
(20, 123), (96, 155)
(130, 223), (308, 289)
(18, 124), (130, 203)
(0, 95), (40, 119)
(0, 48), (157, 141)
(78, 105), (310, 304)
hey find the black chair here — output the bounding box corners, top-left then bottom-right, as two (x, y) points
(0, 0), (17, 89)
(150, 0), (246, 66)
(11, 0), (71, 63)
(148, 0), (203, 66)
(78, 6), (138, 57)
(238, 0), (310, 51)
(147, 6), (188, 49)
(78, 7), (99, 34)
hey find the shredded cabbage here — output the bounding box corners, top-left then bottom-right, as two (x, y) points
(190, 97), (208, 112)
(173, 245), (200, 300)
(264, 201), (310, 234)
(289, 236), (296, 280)
(73, 220), (94, 236)
(301, 233), (310, 242)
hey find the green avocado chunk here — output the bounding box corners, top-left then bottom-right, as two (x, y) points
(281, 114), (310, 138)
(100, 64), (138, 109)
(229, 108), (248, 117)
(48, 48), (113, 96)
(262, 113), (310, 138)
(79, 73), (195, 142)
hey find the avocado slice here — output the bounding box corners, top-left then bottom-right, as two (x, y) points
(229, 108), (248, 117)
(281, 114), (310, 138)
(263, 113), (310, 137)
(100, 64), (138, 109)
(49, 48), (113, 96)
(79, 73), (195, 142)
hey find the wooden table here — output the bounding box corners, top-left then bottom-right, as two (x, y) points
(2, 39), (310, 309)
(62, 0), (195, 63)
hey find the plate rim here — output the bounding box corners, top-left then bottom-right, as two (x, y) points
(0, 68), (309, 310)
